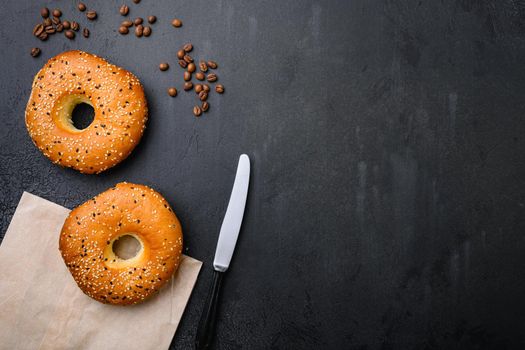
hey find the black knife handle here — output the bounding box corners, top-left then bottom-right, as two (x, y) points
(195, 270), (224, 350)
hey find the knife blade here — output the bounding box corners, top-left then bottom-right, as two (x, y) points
(195, 154), (250, 350)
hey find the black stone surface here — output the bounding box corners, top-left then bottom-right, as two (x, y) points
(1, 0), (525, 349)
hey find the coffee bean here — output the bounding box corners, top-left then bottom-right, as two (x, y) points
(135, 24), (144, 37)
(121, 20), (133, 27)
(56, 23), (64, 32)
(203, 84), (210, 92)
(202, 101), (209, 112)
(33, 23), (44, 37)
(195, 84), (203, 93)
(45, 25), (56, 34)
(143, 26), (151, 37)
(177, 50), (185, 59)
(207, 73), (218, 82)
(43, 18), (52, 27)
(184, 71), (191, 81)
(38, 32), (48, 41)
(52, 9), (62, 17)
(207, 61), (218, 69)
(168, 87), (177, 97)
(183, 43), (193, 52)
(178, 60), (188, 68)
(119, 26), (129, 35)
(195, 72), (205, 81)
(134, 17), (143, 25)
(199, 61), (208, 72)
(159, 63), (169, 71)
(65, 30), (75, 39)
(183, 54), (193, 63)
(40, 8), (50, 18)
(71, 21), (80, 31)
(83, 28), (90, 38)
(78, 2), (87, 12)
(86, 11), (97, 20)
(30, 47), (41, 57)
(120, 5), (129, 16)
(198, 91), (208, 101)
(51, 17), (60, 25)
(62, 20), (71, 29)
(172, 19), (182, 27)
(215, 84), (224, 94)
(193, 106), (202, 117)
(183, 82), (193, 91)
(133, 0), (141, 3)
(187, 63), (196, 73)
(147, 16), (156, 24)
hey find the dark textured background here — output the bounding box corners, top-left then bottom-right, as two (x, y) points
(1, 0), (525, 349)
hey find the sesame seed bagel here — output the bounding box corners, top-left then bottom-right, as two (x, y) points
(25, 50), (148, 174)
(59, 182), (183, 305)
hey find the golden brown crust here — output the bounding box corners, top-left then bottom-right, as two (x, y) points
(25, 50), (148, 174)
(59, 182), (183, 305)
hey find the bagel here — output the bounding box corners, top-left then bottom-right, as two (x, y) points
(25, 50), (148, 174)
(59, 182), (183, 305)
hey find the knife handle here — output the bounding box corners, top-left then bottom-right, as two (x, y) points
(195, 270), (224, 350)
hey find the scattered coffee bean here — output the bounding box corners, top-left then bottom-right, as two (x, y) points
(203, 84), (210, 92)
(178, 60), (188, 68)
(135, 24), (144, 37)
(183, 54), (193, 63)
(198, 91), (208, 101)
(52, 9), (62, 17)
(83, 28), (90, 38)
(193, 106), (202, 117)
(33, 23), (44, 37)
(207, 73), (218, 82)
(78, 2), (87, 12)
(62, 20), (71, 29)
(202, 101), (209, 112)
(120, 5), (129, 16)
(172, 19), (182, 27)
(183, 43), (193, 52)
(215, 84), (224, 93)
(177, 50), (185, 59)
(147, 16), (156, 24)
(187, 63), (196, 73)
(134, 17), (143, 25)
(119, 26), (129, 35)
(195, 84), (203, 93)
(45, 25), (56, 34)
(143, 26), (151, 37)
(122, 20), (133, 27)
(44, 18), (52, 27)
(159, 62), (169, 71)
(183, 82), (193, 91)
(168, 87), (177, 97)
(199, 61), (208, 72)
(31, 47), (41, 57)
(65, 30), (75, 39)
(207, 61), (218, 69)
(51, 17), (60, 25)
(184, 71), (191, 81)
(195, 72), (205, 81)
(40, 7), (50, 18)
(56, 23), (64, 32)
(133, 0), (141, 3)
(71, 21), (80, 31)
(86, 11), (97, 20)
(38, 32), (48, 41)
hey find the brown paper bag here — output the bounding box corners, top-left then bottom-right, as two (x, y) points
(0, 192), (202, 350)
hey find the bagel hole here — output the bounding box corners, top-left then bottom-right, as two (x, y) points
(112, 234), (141, 260)
(71, 103), (95, 130)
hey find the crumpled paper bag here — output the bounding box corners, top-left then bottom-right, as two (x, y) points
(0, 192), (202, 350)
